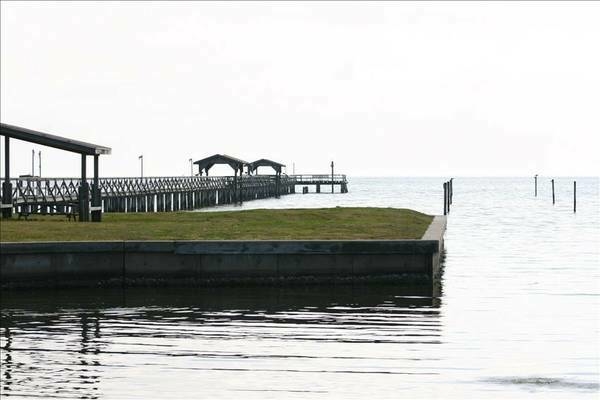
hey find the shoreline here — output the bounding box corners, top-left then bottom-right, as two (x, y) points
(1, 214), (446, 290)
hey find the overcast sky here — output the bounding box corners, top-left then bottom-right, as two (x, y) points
(1, 1), (599, 177)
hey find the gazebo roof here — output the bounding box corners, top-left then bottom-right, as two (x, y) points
(248, 158), (285, 174)
(193, 154), (248, 172)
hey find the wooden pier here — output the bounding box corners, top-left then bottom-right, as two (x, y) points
(1, 124), (349, 222)
(3, 174), (348, 218)
(5, 175), (296, 216)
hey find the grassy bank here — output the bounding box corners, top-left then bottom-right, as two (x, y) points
(0, 207), (433, 242)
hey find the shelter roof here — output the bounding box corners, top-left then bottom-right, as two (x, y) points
(0, 123), (111, 155)
(193, 154), (248, 171)
(248, 159), (285, 173)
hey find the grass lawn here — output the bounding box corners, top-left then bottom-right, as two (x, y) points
(0, 207), (433, 242)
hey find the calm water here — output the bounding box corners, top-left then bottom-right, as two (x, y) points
(1, 177), (599, 399)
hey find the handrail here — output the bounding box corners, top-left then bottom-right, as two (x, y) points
(5, 174), (297, 203)
(3, 173), (348, 208)
(289, 174), (347, 181)
(4, 174), (347, 181)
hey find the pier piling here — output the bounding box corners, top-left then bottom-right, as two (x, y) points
(443, 182), (447, 215)
(574, 181), (576, 213)
(442, 179), (453, 215)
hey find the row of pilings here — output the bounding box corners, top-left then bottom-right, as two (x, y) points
(101, 177), (296, 213)
(101, 185), (295, 212)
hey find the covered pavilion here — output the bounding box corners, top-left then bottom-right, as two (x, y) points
(193, 154), (248, 203)
(1, 123), (111, 222)
(248, 159), (285, 198)
(247, 159), (285, 175)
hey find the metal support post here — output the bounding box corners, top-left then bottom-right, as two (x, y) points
(91, 155), (101, 222)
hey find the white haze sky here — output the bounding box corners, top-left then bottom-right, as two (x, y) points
(1, 1), (599, 177)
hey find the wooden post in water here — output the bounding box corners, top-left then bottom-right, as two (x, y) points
(443, 182), (447, 215)
(447, 181), (450, 213)
(552, 179), (555, 205)
(534, 174), (538, 197)
(447, 181), (451, 213)
(574, 181), (576, 213)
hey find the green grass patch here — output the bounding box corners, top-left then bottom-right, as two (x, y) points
(0, 207), (433, 242)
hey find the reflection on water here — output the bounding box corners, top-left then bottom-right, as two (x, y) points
(1, 285), (441, 399)
(2, 177), (599, 398)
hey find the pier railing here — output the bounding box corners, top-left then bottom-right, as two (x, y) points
(8, 174), (348, 200)
(287, 174), (348, 193)
(289, 174), (347, 183)
(8, 175), (291, 198)
(2, 173), (351, 217)
(5, 175), (297, 216)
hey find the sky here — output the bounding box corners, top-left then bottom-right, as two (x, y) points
(1, 1), (599, 177)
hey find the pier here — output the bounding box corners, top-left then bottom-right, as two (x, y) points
(4, 175), (297, 217)
(1, 124), (349, 221)
(3, 174), (349, 219)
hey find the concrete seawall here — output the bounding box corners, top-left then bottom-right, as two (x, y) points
(0, 216), (446, 289)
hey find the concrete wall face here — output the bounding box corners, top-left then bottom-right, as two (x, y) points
(200, 254), (278, 278)
(2, 254), (55, 281)
(125, 253), (199, 279)
(54, 252), (123, 281)
(352, 254), (430, 276)
(277, 254), (354, 277)
(1, 217), (446, 288)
